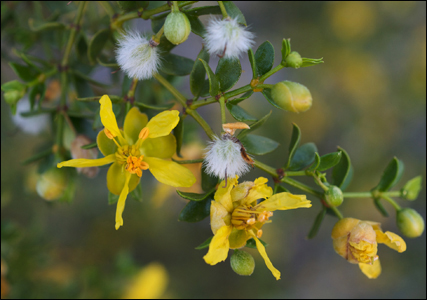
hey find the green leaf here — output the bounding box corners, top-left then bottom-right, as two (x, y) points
(195, 236), (213, 250)
(185, 6), (222, 16)
(187, 15), (205, 37)
(255, 41), (275, 76)
(88, 28), (111, 64)
(332, 147), (353, 190)
(9, 62), (40, 82)
(240, 134), (279, 156)
(401, 176), (422, 201)
(190, 47), (210, 97)
(157, 35), (176, 53)
(29, 83), (45, 110)
(72, 70), (109, 87)
(75, 33), (89, 62)
(226, 103), (257, 122)
(374, 157), (405, 192)
(134, 102), (175, 111)
(97, 57), (119, 68)
(28, 19), (65, 32)
(108, 192), (119, 205)
(228, 91), (253, 105)
(301, 57), (324, 67)
(178, 197), (211, 222)
(248, 48), (257, 78)
(199, 58), (219, 97)
(130, 184), (143, 202)
(308, 152), (321, 171)
(215, 58), (242, 92)
(281, 38), (291, 61)
(176, 190), (213, 202)
(307, 208), (326, 239)
(373, 198), (389, 217)
(202, 165), (219, 192)
(317, 151), (342, 172)
(286, 123), (301, 169)
(81, 143), (97, 150)
(1, 80), (27, 114)
(245, 238), (268, 249)
(262, 88), (282, 110)
(222, 1), (246, 26)
(160, 54), (194, 76)
(174, 116), (185, 157)
(117, 1), (149, 12)
(237, 110), (272, 139)
(288, 143), (318, 171)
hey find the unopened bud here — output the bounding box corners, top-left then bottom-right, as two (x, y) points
(164, 11), (191, 45)
(270, 81), (312, 113)
(230, 249), (255, 276)
(396, 208), (425, 238)
(325, 185), (344, 207)
(1, 80), (27, 114)
(285, 51), (303, 68)
(36, 168), (68, 201)
(71, 135), (99, 178)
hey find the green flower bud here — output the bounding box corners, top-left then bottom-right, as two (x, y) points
(396, 208), (425, 238)
(285, 51), (303, 68)
(270, 81), (313, 113)
(164, 11), (191, 45)
(36, 168), (68, 201)
(325, 185), (344, 207)
(1, 80), (27, 115)
(230, 249), (255, 276)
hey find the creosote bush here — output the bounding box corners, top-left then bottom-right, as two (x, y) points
(1, 0), (424, 285)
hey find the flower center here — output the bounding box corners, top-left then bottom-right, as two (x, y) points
(231, 205), (274, 230)
(115, 145), (149, 177)
(348, 240), (378, 264)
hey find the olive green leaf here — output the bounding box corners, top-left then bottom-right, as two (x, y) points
(401, 176), (422, 201)
(160, 53), (194, 76)
(307, 208), (327, 239)
(199, 58), (219, 96)
(240, 134), (279, 155)
(332, 147), (353, 190)
(215, 58), (242, 92)
(317, 151), (342, 172)
(179, 196), (211, 222)
(255, 41), (274, 76)
(374, 157), (404, 192)
(288, 143), (318, 171)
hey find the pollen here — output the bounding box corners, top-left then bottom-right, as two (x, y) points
(125, 155), (149, 177)
(257, 211), (274, 223)
(257, 229), (263, 238)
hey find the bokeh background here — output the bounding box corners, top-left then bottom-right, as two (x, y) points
(1, 1), (426, 298)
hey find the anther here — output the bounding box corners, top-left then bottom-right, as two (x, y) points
(138, 127), (150, 140)
(257, 229), (263, 238)
(104, 128), (115, 139)
(247, 218), (256, 225)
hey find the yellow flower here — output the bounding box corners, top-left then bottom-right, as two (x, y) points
(203, 176), (311, 280)
(57, 95), (196, 229)
(331, 218), (406, 279)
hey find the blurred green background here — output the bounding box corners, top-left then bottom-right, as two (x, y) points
(1, 1), (426, 298)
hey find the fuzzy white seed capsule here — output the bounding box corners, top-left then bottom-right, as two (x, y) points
(204, 17), (254, 59)
(204, 134), (252, 180)
(115, 31), (160, 80)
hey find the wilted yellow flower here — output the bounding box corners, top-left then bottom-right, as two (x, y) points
(123, 262), (168, 299)
(58, 95), (196, 229)
(331, 218), (406, 279)
(204, 176), (311, 280)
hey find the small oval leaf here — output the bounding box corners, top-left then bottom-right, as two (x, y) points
(237, 110), (272, 139)
(222, 1), (246, 25)
(308, 152), (321, 171)
(199, 59), (219, 97)
(374, 157), (405, 192)
(286, 123), (301, 169)
(288, 143), (318, 171)
(332, 147), (353, 190)
(88, 28), (111, 64)
(226, 103), (257, 122)
(9, 62), (40, 82)
(178, 197), (211, 222)
(215, 58), (242, 92)
(255, 41), (274, 76)
(240, 134), (279, 156)
(317, 151), (342, 172)
(402, 176), (422, 201)
(190, 47), (210, 97)
(160, 53), (195, 76)
(202, 165), (219, 192)
(307, 208), (327, 239)
(248, 48), (257, 78)
(176, 190), (213, 202)
(195, 236), (213, 250)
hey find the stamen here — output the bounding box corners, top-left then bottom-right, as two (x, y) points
(138, 127), (149, 140)
(257, 211), (273, 223)
(104, 128), (121, 148)
(257, 229), (263, 238)
(247, 218), (256, 225)
(125, 154), (149, 177)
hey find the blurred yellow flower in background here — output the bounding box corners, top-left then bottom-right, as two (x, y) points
(58, 95), (196, 229)
(204, 176), (311, 280)
(331, 218), (406, 279)
(122, 262), (168, 299)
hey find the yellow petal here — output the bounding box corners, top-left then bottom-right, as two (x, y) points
(115, 172), (131, 230)
(146, 110), (180, 139)
(252, 235), (281, 280)
(375, 230), (407, 253)
(257, 192), (311, 212)
(242, 177), (273, 206)
(210, 201), (231, 235)
(359, 259), (381, 279)
(140, 134), (176, 159)
(228, 228), (249, 249)
(122, 262), (168, 299)
(215, 176), (239, 213)
(124, 107), (148, 144)
(99, 95), (125, 143)
(97, 130), (118, 156)
(203, 225), (232, 265)
(57, 154), (116, 168)
(144, 157), (196, 187)
(107, 162), (141, 195)
(331, 218), (361, 239)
